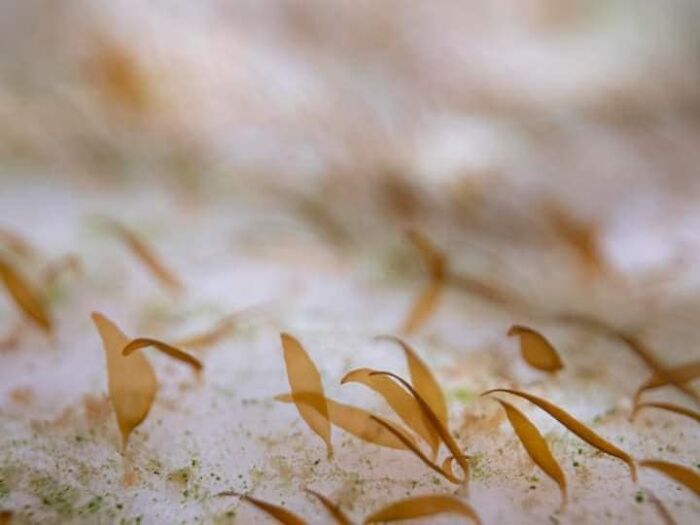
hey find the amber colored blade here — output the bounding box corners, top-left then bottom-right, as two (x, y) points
(0, 510), (13, 525)
(495, 399), (567, 504)
(364, 495), (481, 524)
(0, 258), (51, 333)
(341, 367), (438, 455)
(633, 402), (700, 424)
(174, 318), (236, 350)
(401, 230), (447, 334)
(634, 361), (700, 406)
(639, 460), (700, 498)
(483, 389), (636, 481)
(275, 393), (415, 451)
(280, 333), (332, 457)
(507, 325), (563, 372)
(91, 312), (157, 450)
(105, 220), (182, 292)
(305, 490), (352, 525)
(375, 336), (449, 430)
(371, 371), (470, 485)
(218, 492), (308, 525)
(370, 415), (461, 484)
(122, 338), (203, 373)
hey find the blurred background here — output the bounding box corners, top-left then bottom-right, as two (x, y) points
(2, 2), (700, 523)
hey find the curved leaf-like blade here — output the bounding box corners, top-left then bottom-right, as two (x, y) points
(495, 399), (567, 504)
(633, 402), (700, 424)
(122, 338), (203, 373)
(105, 220), (182, 292)
(0, 259), (51, 333)
(372, 371), (469, 486)
(640, 460), (700, 498)
(92, 312), (156, 450)
(376, 336), (449, 431)
(305, 490), (352, 525)
(401, 230), (446, 334)
(634, 361), (700, 405)
(218, 492), (307, 525)
(370, 415), (460, 484)
(341, 367), (438, 455)
(276, 393), (415, 450)
(483, 389), (636, 481)
(364, 495), (481, 524)
(507, 325), (563, 372)
(280, 333), (332, 457)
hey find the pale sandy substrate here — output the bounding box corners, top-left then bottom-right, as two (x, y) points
(1, 175), (698, 524)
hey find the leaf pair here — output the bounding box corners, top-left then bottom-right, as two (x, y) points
(483, 388), (637, 499)
(0, 258), (52, 334)
(219, 491), (480, 524)
(92, 312), (202, 449)
(633, 360), (700, 408)
(507, 325), (563, 372)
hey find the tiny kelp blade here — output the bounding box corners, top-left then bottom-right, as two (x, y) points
(376, 335), (449, 431)
(494, 399), (567, 505)
(633, 402), (700, 424)
(92, 312), (157, 450)
(122, 338), (203, 374)
(42, 254), (83, 289)
(341, 367), (438, 456)
(280, 333), (332, 457)
(104, 220), (182, 292)
(639, 460), (700, 498)
(275, 393), (416, 451)
(634, 361), (700, 405)
(174, 318), (236, 350)
(483, 389), (636, 481)
(305, 490), (352, 525)
(507, 325), (563, 372)
(364, 495), (481, 524)
(0, 258), (51, 333)
(401, 230), (446, 334)
(370, 415), (461, 484)
(545, 203), (603, 276)
(372, 371), (470, 485)
(218, 492), (308, 525)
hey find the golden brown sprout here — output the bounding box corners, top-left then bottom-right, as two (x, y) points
(280, 333), (332, 457)
(401, 230), (446, 334)
(122, 338), (203, 374)
(275, 393), (416, 450)
(634, 361), (700, 406)
(174, 317), (236, 350)
(639, 460), (700, 498)
(372, 371), (470, 486)
(92, 312), (157, 450)
(341, 367), (438, 456)
(91, 42), (151, 116)
(633, 402), (700, 424)
(370, 415), (461, 484)
(507, 325), (564, 372)
(218, 492), (307, 525)
(483, 389), (636, 481)
(305, 490), (352, 525)
(104, 220), (182, 293)
(376, 336), (449, 431)
(546, 203), (603, 275)
(364, 495), (481, 524)
(494, 399), (567, 504)
(0, 258), (52, 333)
(0, 511), (12, 525)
